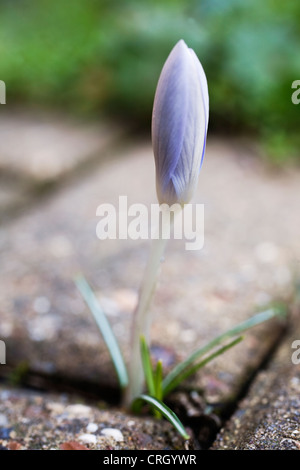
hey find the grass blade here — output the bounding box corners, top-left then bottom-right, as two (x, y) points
(140, 335), (155, 396)
(75, 275), (128, 389)
(154, 359), (163, 401)
(132, 394), (190, 440)
(162, 307), (284, 397)
(163, 336), (243, 396)
(153, 359), (163, 419)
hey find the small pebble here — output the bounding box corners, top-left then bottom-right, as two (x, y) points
(78, 433), (97, 445)
(127, 420), (135, 427)
(86, 423), (98, 433)
(0, 414), (8, 427)
(46, 402), (65, 415)
(65, 404), (92, 418)
(101, 428), (124, 442)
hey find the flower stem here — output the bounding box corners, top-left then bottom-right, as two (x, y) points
(124, 204), (179, 407)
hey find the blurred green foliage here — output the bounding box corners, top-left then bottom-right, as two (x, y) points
(1, 0), (299, 160)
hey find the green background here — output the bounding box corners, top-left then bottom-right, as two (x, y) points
(1, 0), (299, 162)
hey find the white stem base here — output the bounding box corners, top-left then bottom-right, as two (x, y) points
(124, 205), (181, 407)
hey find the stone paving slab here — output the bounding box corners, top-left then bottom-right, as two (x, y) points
(0, 109), (124, 221)
(0, 139), (299, 406)
(0, 386), (188, 450)
(211, 307), (300, 450)
(0, 109), (123, 181)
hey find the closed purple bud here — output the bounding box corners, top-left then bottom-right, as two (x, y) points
(152, 39), (209, 205)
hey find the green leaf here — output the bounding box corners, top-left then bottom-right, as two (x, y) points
(140, 335), (155, 397)
(163, 336), (243, 396)
(154, 359), (163, 401)
(75, 275), (128, 389)
(162, 307), (284, 397)
(153, 359), (164, 419)
(132, 394), (190, 440)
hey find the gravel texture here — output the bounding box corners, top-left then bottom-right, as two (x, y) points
(0, 386), (189, 450)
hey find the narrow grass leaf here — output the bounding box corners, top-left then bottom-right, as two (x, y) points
(132, 394), (190, 440)
(140, 335), (155, 396)
(162, 307), (284, 396)
(75, 275), (128, 389)
(163, 336), (243, 396)
(153, 359), (164, 418)
(154, 359), (163, 401)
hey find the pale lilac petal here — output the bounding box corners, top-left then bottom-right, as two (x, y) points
(152, 40), (189, 201)
(152, 39), (209, 205)
(189, 48), (209, 131)
(171, 49), (206, 202)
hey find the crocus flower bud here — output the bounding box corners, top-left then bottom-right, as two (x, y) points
(152, 39), (209, 206)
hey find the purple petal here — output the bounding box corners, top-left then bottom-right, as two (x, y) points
(152, 40), (190, 201)
(189, 48), (209, 132)
(152, 40), (209, 205)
